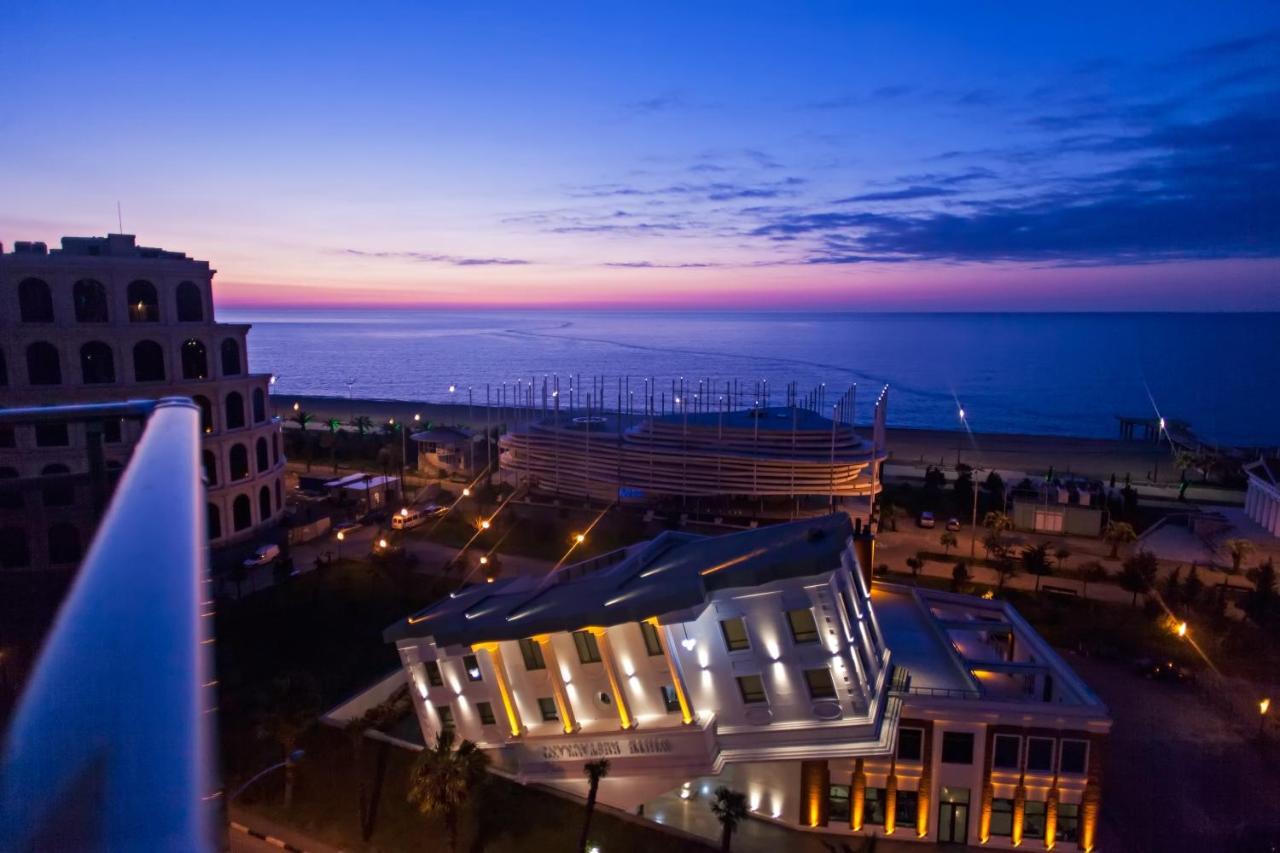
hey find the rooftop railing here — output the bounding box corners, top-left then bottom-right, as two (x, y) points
(0, 398), (216, 852)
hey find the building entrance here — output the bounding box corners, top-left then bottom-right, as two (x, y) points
(937, 786), (970, 844)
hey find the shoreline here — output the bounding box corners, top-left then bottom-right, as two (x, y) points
(271, 393), (1178, 483)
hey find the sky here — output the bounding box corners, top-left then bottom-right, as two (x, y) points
(1, 1), (1278, 310)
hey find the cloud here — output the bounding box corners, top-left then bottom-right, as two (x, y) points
(833, 186), (961, 203)
(340, 249), (531, 266)
(603, 261), (718, 269)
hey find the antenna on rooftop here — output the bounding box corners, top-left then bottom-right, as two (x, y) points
(116, 201), (124, 235)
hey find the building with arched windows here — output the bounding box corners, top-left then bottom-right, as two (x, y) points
(0, 234), (284, 569)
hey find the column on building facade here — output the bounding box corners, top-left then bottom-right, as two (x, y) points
(916, 723), (933, 838)
(532, 634), (579, 733)
(587, 626), (636, 729)
(1080, 734), (1105, 853)
(883, 754), (898, 834)
(471, 641), (524, 737)
(851, 758), (867, 831)
(1011, 766), (1028, 847)
(1045, 772), (1061, 850)
(800, 760), (830, 827)
(978, 730), (995, 843)
(649, 618), (695, 724)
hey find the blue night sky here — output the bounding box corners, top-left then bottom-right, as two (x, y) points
(1, 1), (1277, 309)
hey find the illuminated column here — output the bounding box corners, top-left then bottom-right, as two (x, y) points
(588, 626), (636, 729)
(917, 723), (933, 838)
(800, 760), (829, 827)
(1011, 770), (1027, 847)
(649, 618), (695, 724)
(978, 781), (994, 844)
(851, 758), (867, 831)
(532, 634), (579, 733)
(471, 641), (524, 737)
(1044, 778), (1060, 851)
(1080, 781), (1101, 852)
(884, 755), (898, 835)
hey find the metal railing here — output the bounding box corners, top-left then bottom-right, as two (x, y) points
(0, 398), (216, 852)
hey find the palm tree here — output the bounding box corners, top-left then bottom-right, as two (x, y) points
(940, 530), (958, 554)
(1021, 542), (1052, 592)
(710, 786), (749, 853)
(1103, 521), (1137, 559)
(578, 759), (611, 853)
(254, 673), (321, 808)
(1118, 549), (1159, 606)
(993, 552), (1018, 594)
(347, 690), (412, 840)
(951, 561), (971, 592)
(350, 415), (373, 437)
(983, 510), (1013, 535)
(292, 410), (315, 471)
(407, 729), (490, 852)
(1053, 544), (1072, 571)
(1225, 538), (1255, 575)
(326, 417), (341, 434)
(906, 556), (924, 585)
(1078, 560), (1108, 600)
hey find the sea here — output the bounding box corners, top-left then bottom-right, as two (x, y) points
(220, 310), (1280, 447)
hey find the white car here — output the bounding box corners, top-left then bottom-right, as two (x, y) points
(243, 543), (281, 568)
(918, 511), (936, 529)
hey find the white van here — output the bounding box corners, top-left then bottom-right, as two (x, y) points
(391, 507), (429, 530)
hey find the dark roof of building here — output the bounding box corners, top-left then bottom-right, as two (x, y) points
(410, 426), (474, 444)
(385, 513), (856, 647)
(1246, 457), (1280, 487)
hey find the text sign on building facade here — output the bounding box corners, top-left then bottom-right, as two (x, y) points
(538, 736), (674, 762)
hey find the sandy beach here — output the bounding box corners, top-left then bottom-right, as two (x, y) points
(272, 393), (1172, 484)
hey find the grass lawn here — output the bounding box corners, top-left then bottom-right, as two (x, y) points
(241, 725), (714, 853)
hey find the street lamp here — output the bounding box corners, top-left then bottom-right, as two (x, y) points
(1261, 697), (1272, 737)
(480, 519), (490, 530)
(462, 487), (471, 497)
(336, 530), (345, 560)
(956, 405), (966, 468)
(228, 750), (306, 802)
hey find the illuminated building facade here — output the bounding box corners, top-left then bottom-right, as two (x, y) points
(0, 235), (285, 568)
(385, 513), (1110, 849)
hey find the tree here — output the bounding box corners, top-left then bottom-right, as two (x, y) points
(940, 531), (958, 554)
(1183, 564), (1205, 607)
(983, 470), (1005, 506)
(346, 689), (412, 840)
(1103, 521), (1137, 559)
(983, 511), (1013, 535)
(1162, 566), (1183, 608)
(254, 673), (321, 808)
(292, 410), (315, 471)
(326, 417), (342, 434)
(923, 465), (947, 491)
(993, 550), (1017, 594)
(954, 467), (975, 515)
(1242, 559), (1277, 628)
(906, 556), (924, 585)
(1021, 542), (1053, 592)
(1053, 544), (1072, 571)
(350, 415), (373, 437)
(710, 787), (749, 853)
(578, 759), (611, 853)
(1225, 538), (1255, 575)
(982, 532), (1006, 559)
(1078, 560), (1108, 600)
(877, 496), (898, 533)
(407, 729), (491, 852)
(1118, 549), (1159, 606)
(951, 561), (971, 592)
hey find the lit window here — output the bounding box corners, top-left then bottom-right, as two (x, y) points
(828, 784), (851, 824)
(660, 684), (680, 713)
(897, 727), (923, 761)
(941, 732), (973, 765)
(787, 608), (820, 644)
(895, 789), (918, 828)
(992, 734), (1020, 769)
(1023, 800), (1047, 840)
(1057, 803), (1080, 843)
(736, 674), (767, 704)
(720, 617), (750, 652)
(436, 705), (455, 731)
(639, 621), (664, 656)
(989, 798), (1014, 837)
(1026, 737), (1054, 772)
(463, 654), (483, 682)
(803, 667), (837, 699)
(423, 661), (443, 687)
(538, 697), (559, 722)
(476, 701), (496, 726)
(519, 638), (546, 671)
(1059, 739), (1088, 775)
(573, 630), (602, 664)
(865, 788), (885, 825)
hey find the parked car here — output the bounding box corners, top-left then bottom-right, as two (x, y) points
(918, 511), (936, 529)
(243, 543), (281, 568)
(945, 517), (961, 532)
(332, 520), (363, 537)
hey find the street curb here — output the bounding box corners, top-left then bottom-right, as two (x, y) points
(229, 820), (336, 852)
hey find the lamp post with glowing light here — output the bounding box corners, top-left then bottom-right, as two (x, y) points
(956, 406), (966, 468)
(336, 530), (345, 561)
(1261, 697), (1272, 738)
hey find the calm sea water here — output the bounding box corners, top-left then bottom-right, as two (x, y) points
(221, 310), (1280, 446)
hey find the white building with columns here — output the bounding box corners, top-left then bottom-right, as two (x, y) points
(1244, 458), (1280, 538)
(0, 235), (284, 569)
(384, 514), (1111, 850)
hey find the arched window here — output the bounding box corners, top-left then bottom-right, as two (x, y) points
(133, 340), (165, 382)
(48, 522), (83, 564)
(176, 281), (204, 321)
(255, 437), (269, 472)
(26, 341), (61, 385)
(0, 347), (7, 387)
(127, 280), (160, 322)
(181, 339), (208, 380)
(229, 444), (249, 481)
(194, 395), (214, 433)
(252, 388), (266, 423)
(0, 527), (29, 568)
(207, 503), (222, 541)
(225, 391), (246, 430)
(19, 278), (53, 323)
(73, 279), (109, 323)
(80, 341), (116, 384)
(258, 486), (272, 522)
(220, 339), (242, 376)
(202, 449), (218, 486)
(41, 464), (74, 507)
(0, 467), (21, 510)
(232, 495), (252, 531)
